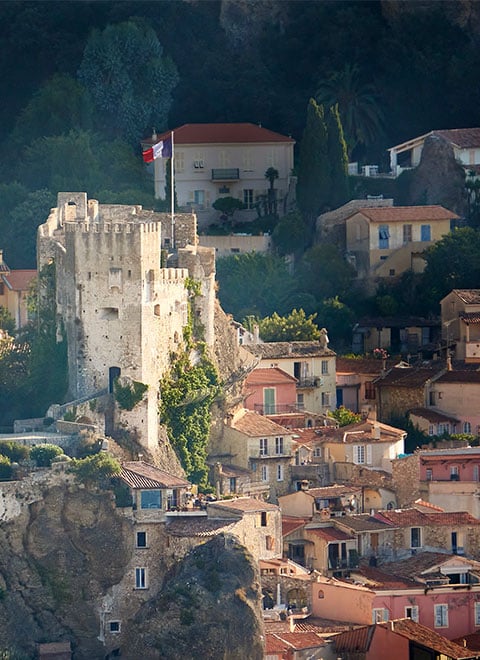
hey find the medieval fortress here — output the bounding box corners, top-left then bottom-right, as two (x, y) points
(38, 192), (216, 449)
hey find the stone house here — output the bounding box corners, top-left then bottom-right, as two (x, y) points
(37, 192), (216, 449)
(0, 250), (36, 330)
(345, 205), (457, 285)
(409, 407), (460, 437)
(142, 123), (295, 224)
(210, 462), (268, 499)
(374, 362), (444, 422)
(243, 367), (299, 415)
(278, 485), (362, 519)
(212, 408), (294, 499)
(373, 508), (480, 560)
(441, 289), (480, 363)
(313, 552), (480, 642)
(335, 356), (389, 413)
(427, 370), (480, 435)
(244, 339), (337, 417)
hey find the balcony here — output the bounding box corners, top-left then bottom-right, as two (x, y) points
(254, 403), (301, 415)
(211, 168), (240, 181)
(297, 377), (322, 389)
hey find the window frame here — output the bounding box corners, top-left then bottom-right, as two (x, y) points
(475, 602), (480, 626)
(259, 438), (268, 456)
(405, 605), (419, 623)
(109, 620), (121, 634)
(135, 567), (147, 590)
(434, 603), (448, 628)
(136, 531), (147, 548)
(378, 224), (390, 249)
(277, 464), (284, 481)
(275, 436), (284, 455)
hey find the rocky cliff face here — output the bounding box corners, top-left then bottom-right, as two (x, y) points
(0, 473), (264, 659)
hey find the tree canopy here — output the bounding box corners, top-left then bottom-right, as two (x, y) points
(258, 309), (321, 342)
(77, 19), (178, 144)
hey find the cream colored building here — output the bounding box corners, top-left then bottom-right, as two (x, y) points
(441, 289), (480, 362)
(142, 123), (295, 225)
(214, 408), (294, 500)
(0, 250), (36, 329)
(244, 340), (337, 416)
(345, 205), (457, 285)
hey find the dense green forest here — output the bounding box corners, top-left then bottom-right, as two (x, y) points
(0, 0), (480, 352)
(1, 1), (480, 268)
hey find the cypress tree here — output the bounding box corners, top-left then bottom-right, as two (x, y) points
(296, 98), (331, 230)
(326, 103), (349, 209)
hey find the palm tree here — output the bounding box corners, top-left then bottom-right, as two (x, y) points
(265, 166), (279, 215)
(316, 63), (384, 159)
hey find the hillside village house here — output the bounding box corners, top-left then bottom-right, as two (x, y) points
(345, 205), (458, 284)
(351, 316), (440, 357)
(417, 447), (480, 518)
(243, 367), (299, 415)
(336, 356), (391, 412)
(441, 289), (480, 363)
(244, 339), (336, 417)
(210, 408), (294, 499)
(142, 123), (295, 224)
(388, 127), (480, 175)
(0, 250), (36, 329)
(332, 618), (478, 660)
(312, 552), (480, 641)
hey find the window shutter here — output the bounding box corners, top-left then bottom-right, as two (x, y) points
(366, 445), (373, 465)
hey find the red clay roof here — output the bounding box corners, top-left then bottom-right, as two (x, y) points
(460, 311), (480, 323)
(451, 289), (480, 304)
(282, 516), (308, 537)
(353, 205), (459, 222)
(333, 625), (374, 652)
(232, 410), (290, 436)
(2, 270), (36, 291)
(245, 367), (298, 386)
(272, 632), (325, 651)
(120, 461), (191, 489)
(409, 407), (459, 424)
(433, 128), (480, 150)
(151, 123), (295, 145)
(209, 497), (279, 513)
(305, 485), (362, 500)
(305, 526), (354, 542)
(383, 618), (477, 659)
(376, 366), (442, 388)
(435, 370), (480, 384)
(374, 508), (480, 528)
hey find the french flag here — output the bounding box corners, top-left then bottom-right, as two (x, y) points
(142, 136), (172, 163)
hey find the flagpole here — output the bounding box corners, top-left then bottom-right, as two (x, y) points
(170, 130), (175, 249)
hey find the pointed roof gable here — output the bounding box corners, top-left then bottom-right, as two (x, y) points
(120, 461), (191, 489)
(231, 409), (290, 437)
(351, 205), (458, 223)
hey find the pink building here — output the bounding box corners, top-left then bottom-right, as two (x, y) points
(312, 552), (480, 641)
(243, 367), (298, 415)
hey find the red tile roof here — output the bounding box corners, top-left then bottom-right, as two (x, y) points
(245, 367), (298, 386)
(409, 407), (459, 424)
(376, 365), (442, 388)
(435, 370), (480, 384)
(2, 270), (36, 291)
(305, 485), (362, 500)
(383, 618), (477, 659)
(120, 461), (191, 489)
(460, 311), (480, 323)
(451, 289), (480, 304)
(232, 410), (290, 436)
(208, 497), (279, 514)
(353, 205), (459, 222)
(376, 508), (480, 529)
(333, 625), (375, 652)
(433, 128), (480, 150)
(282, 516), (308, 537)
(150, 123), (295, 145)
(246, 340), (335, 359)
(305, 526), (354, 542)
(273, 632), (325, 651)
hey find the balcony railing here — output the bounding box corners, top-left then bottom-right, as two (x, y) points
(211, 168), (240, 181)
(297, 377), (322, 388)
(254, 403), (301, 415)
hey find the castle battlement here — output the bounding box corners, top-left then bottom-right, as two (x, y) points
(158, 268), (189, 282)
(64, 220), (160, 235)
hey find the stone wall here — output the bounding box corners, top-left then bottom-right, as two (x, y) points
(391, 454), (421, 508)
(378, 385), (426, 422)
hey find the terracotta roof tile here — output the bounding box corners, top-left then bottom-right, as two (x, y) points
(273, 632), (325, 650)
(433, 128), (480, 150)
(208, 497), (279, 514)
(304, 485), (362, 499)
(452, 289), (480, 304)
(166, 518), (236, 537)
(409, 407), (459, 423)
(120, 461), (191, 489)
(150, 123), (295, 145)
(460, 311), (480, 323)
(334, 625), (375, 652)
(376, 366), (442, 388)
(453, 632), (480, 652)
(435, 370), (480, 384)
(282, 516), (308, 536)
(305, 526), (354, 542)
(232, 410), (290, 436)
(335, 514), (393, 532)
(245, 341), (335, 359)
(353, 205), (458, 222)
(2, 270), (36, 291)
(413, 499), (444, 512)
(245, 367), (298, 386)
(384, 618), (477, 659)
(265, 633), (289, 654)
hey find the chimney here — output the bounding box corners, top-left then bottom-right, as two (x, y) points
(373, 422), (381, 440)
(289, 615), (295, 632)
(253, 324), (260, 343)
(446, 354), (452, 371)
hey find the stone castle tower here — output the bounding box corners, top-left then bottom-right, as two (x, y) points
(38, 193), (215, 448)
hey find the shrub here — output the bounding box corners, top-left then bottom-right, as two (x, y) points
(71, 452), (121, 486)
(114, 379), (148, 410)
(30, 444), (63, 467)
(0, 441), (29, 462)
(0, 455), (12, 480)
